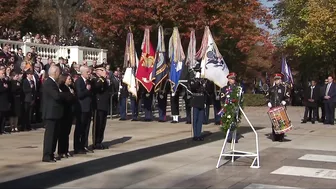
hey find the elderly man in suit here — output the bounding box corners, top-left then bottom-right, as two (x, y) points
(324, 76), (336, 125)
(74, 65), (93, 154)
(42, 65), (64, 162)
(302, 79), (319, 124)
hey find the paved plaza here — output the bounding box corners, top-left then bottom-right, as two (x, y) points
(0, 107), (336, 188)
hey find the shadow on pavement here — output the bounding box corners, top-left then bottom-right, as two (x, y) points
(0, 126), (263, 189)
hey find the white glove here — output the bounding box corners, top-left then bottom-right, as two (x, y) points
(267, 102), (272, 108)
(281, 101), (286, 106)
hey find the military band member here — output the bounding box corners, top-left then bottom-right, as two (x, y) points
(266, 73), (289, 142)
(119, 82), (129, 121)
(190, 69), (205, 141)
(91, 65), (110, 149)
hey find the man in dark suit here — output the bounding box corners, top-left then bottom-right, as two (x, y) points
(42, 65), (64, 162)
(318, 79), (328, 122)
(323, 76), (336, 125)
(22, 69), (36, 131)
(74, 65), (93, 154)
(92, 65), (109, 149)
(0, 69), (10, 134)
(302, 80), (319, 124)
(33, 64), (42, 123)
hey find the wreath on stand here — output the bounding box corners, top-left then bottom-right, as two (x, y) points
(218, 86), (244, 134)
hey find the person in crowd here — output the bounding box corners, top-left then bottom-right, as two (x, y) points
(42, 66), (64, 162)
(301, 79), (319, 124)
(23, 52), (34, 70)
(57, 73), (76, 159)
(22, 69), (36, 131)
(323, 76), (336, 125)
(92, 65), (110, 149)
(74, 65), (93, 154)
(9, 70), (23, 132)
(0, 69), (10, 134)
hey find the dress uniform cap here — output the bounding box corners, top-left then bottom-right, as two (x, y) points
(227, 72), (237, 79)
(274, 73), (283, 79)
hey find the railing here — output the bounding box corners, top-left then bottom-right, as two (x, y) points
(0, 39), (107, 66)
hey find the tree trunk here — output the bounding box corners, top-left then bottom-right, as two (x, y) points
(58, 9), (65, 37)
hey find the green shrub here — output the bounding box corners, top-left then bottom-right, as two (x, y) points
(243, 94), (267, 106)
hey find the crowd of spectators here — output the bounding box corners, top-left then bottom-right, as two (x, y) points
(0, 26), (97, 48)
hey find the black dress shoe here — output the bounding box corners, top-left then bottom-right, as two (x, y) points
(119, 118), (127, 121)
(186, 121), (191, 124)
(74, 150), (86, 155)
(65, 153), (72, 158)
(144, 119), (152, 122)
(215, 122), (220, 125)
(42, 159), (56, 163)
(94, 144), (103, 150)
(171, 121), (178, 124)
(55, 155), (62, 160)
(301, 121), (307, 123)
(158, 120), (165, 122)
(131, 119), (138, 121)
(312, 121), (315, 124)
(84, 148), (94, 153)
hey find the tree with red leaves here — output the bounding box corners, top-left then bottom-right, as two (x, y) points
(0, 0), (37, 28)
(78, 0), (274, 70)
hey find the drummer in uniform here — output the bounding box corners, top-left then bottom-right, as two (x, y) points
(266, 73), (290, 142)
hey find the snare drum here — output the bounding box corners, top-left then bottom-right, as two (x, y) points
(267, 106), (293, 134)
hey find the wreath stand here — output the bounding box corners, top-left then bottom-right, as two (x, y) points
(216, 105), (260, 169)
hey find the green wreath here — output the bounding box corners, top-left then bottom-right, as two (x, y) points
(219, 86), (244, 134)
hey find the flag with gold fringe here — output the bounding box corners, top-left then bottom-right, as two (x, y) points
(152, 25), (168, 92)
(136, 27), (155, 92)
(122, 31), (138, 98)
(168, 27), (185, 94)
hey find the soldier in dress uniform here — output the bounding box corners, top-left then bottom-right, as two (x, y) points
(220, 72), (240, 142)
(142, 87), (153, 122)
(213, 84), (222, 125)
(92, 65), (110, 149)
(203, 79), (212, 125)
(130, 91), (139, 121)
(266, 73), (289, 142)
(190, 67), (206, 141)
(157, 80), (169, 122)
(119, 81), (129, 121)
(171, 86), (181, 123)
(182, 87), (192, 124)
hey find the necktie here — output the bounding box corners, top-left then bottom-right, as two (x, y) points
(310, 87), (313, 99)
(30, 80), (35, 91)
(326, 83), (331, 96)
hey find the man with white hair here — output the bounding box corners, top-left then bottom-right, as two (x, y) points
(74, 65), (93, 154)
(42, 65), (64, 162)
